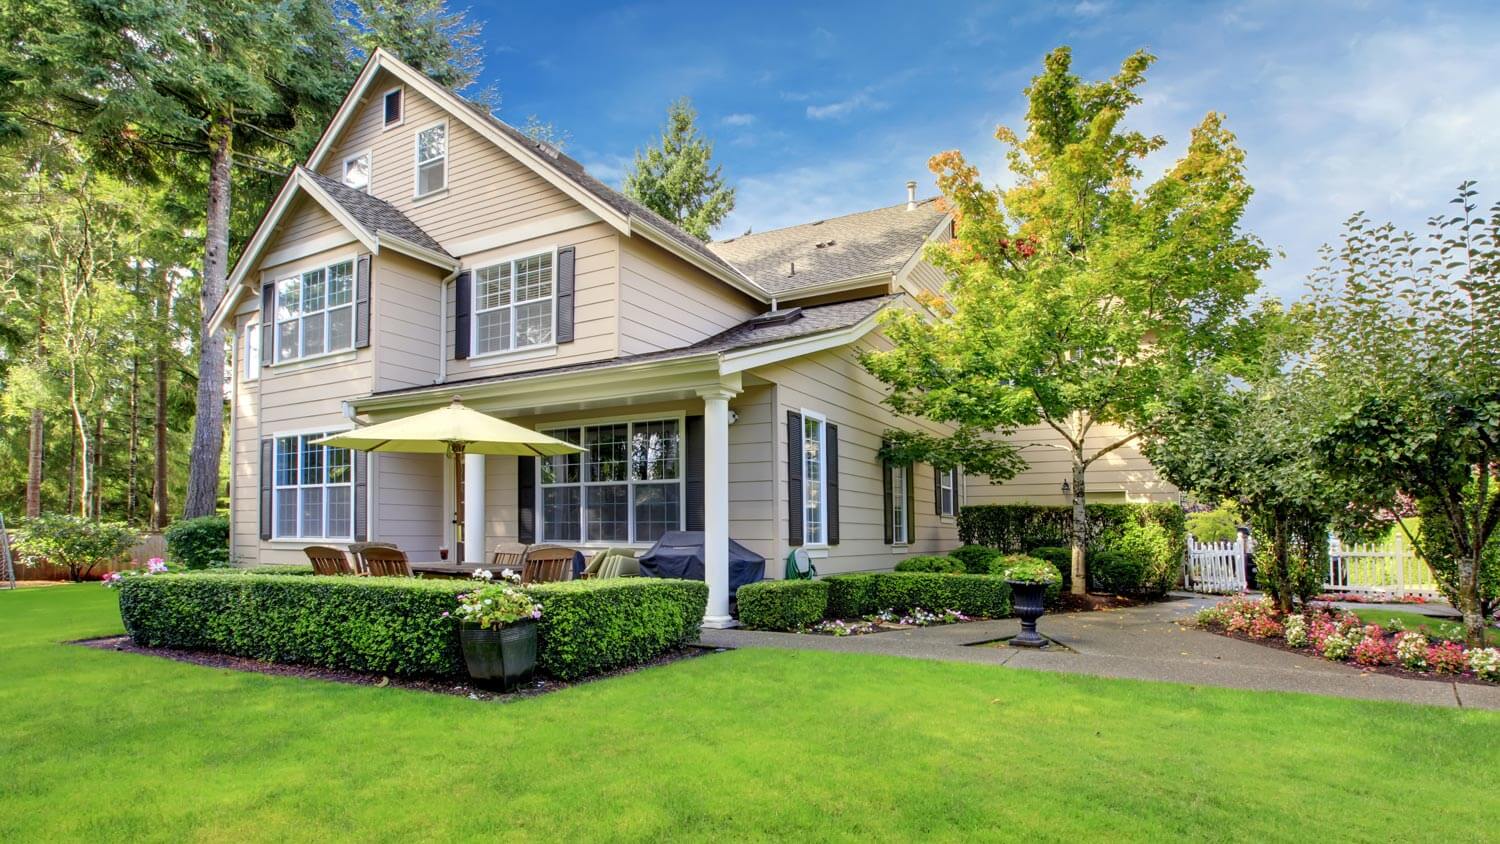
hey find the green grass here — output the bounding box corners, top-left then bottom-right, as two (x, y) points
(1353, 608), (1500, 644)
(3, 586), (1498, 842)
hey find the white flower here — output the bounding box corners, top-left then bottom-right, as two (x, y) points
(471, 568), (493, 581)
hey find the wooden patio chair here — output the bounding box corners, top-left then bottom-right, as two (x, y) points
(347, 542), (399, 574)
(304, 545), (356, 576)
(521, 545), (576, 585)
(490, 544), (528, 574)
(362, 546), (412, 577)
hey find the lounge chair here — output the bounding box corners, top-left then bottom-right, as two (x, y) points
(362, 546), (412, 577)
(583, 547), (639, 579)
(304, 545), (356, 576)
(520, 545), (575, 584)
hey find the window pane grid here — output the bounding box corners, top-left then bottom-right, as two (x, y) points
(275, 260), (355, 363)
(803, 416), (825, 545)
(540, 419), (682, 544)
(272, 432), (353, 540)
(891, 465), (908, 545)
(472, 252), (554, 356)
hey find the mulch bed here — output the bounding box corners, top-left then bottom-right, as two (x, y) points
(1057, 593), (1145, 612)
(1194, 625), (1495, 687)
(73, 636), (717, 701)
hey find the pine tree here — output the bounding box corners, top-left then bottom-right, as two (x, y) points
(624, 99), (735, 240)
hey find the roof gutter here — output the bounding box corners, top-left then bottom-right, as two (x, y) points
(774, 270), (895, 303)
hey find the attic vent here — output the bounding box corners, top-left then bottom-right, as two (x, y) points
(749, 307), (804, 328)
(536, 141), (560, 159)
(814, 240), (836, 249)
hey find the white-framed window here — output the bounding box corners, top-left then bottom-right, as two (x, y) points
(414, 121), (447, 196)
(343, 151), (371, 192)
(802, 410), (827, 546)
(273, 432), (353, 539)
(890, 463), (908, 545)
(382, 87), (403, 127)
(473, 250), (555, 355)
(274, 258), (355, 363)
(244, 323), (260, 382)
(939, 467), (957, 517)
(538, 418), (682, 545)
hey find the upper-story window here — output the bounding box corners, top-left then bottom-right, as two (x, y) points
(383, 88), (403, 127)
(342, 151), (370, 192)
(802, 411), (827, 545)
(415, 121), (447, 197)
(274, 258), (355, 363)
(473, 250), (554, 355)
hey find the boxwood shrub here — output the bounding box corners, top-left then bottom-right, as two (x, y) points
(736, 580), (830, 630)
(824, 572), (1011, 619)
(949, 545), (1003, 574)
(163, 515), (231, 569)
(959, 503), (1185, 555)
(527, 578), (707, 681)
(893, 554), (965, 574)
(118, 574), (708, 681)
(242, 564), (316, 576)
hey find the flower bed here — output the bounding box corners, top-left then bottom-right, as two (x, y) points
(1194, 595), (1500, 683)
(807, 607), (973, 637)
(1312, 592), (1430, 605)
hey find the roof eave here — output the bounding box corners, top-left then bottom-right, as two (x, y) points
(773, 270), (894, 303)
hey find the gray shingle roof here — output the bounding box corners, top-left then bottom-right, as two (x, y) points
(708, 199), (948, 295)
(370, 295), (896, 398)
(301, 167), (450, 257)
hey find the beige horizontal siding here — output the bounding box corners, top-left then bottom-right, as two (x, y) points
(617, 236), (759, 355)
(371, 252), (442, 391)
(965, 422), (1176, 505)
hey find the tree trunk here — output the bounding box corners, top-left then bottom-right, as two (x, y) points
(152, 339), (169, 532)
(26, 407), (43, 517)
(1069, 454), (1088, 595)
(183, 116), (232, 518)
(91, 415), (104, 519)
(127, 354), (140, 523)
(66, 422), (76, 513)
(1271, 508), (1293, 614)
(1458, 531), (1484, 647)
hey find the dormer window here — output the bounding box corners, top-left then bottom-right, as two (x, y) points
(415, 121), (447, 197)
(342, 151), (370, 192)
(382, 88), (403, 127)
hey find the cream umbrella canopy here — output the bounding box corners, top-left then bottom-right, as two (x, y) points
(314, 397), (583, 561)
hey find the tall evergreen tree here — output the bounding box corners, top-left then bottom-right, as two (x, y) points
(336, 0), (498, 109)
(624, 98), (735, 240)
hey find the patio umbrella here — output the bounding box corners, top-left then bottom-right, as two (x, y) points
(314, 397), (583, 562)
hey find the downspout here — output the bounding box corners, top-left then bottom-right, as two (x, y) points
(436, 268), (459, 384)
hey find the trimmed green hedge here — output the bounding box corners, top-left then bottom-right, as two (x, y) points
(119, 574), (467, 676)
(894, 554), (965, 574)
(949, 545), (1003, 575)
(825, 572), (1011, 619)
(736, 580), (830, 630)
(163, 515), (230, 569)
(118, 574), (707, 681)
(242, 564), (315, 576)
(958, 503), (1185, 554)
(527, 578), (707, 681)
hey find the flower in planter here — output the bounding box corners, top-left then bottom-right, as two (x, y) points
(1469, 647), (1500, 682)
(1283, 615), (1309, 648)
(1000, 558), (1061, 585)
(1395, 632), (1429, 670)
(450, 583), (542, 630)
(1426, 641), (1468, 674)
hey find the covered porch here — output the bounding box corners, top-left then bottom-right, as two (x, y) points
(351, 357), (773, 628)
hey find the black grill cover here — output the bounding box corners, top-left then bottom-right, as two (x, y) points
(638, 531), (765, 593)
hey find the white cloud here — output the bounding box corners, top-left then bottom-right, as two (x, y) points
(721, 113), (756, 127)
(806, 90), (885, 120)
(1072, 1), (1110, 17)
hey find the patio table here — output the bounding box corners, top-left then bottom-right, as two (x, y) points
(408, 563), (488, 579)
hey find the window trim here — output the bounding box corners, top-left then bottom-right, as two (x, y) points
(342, 149), (372, 192)
(381, 86), (404, 129)
(469, 246), (559, 360)
(413, 119), (448, 199)
(270, 426), (355, 542)
(536, 412), (688, 548)
(800, 408), (828, 548)
(271, 254), (358, 365)
(889, 462), (908, 546)
(938, 466), (958, 518)
(244, 322), (260, 382)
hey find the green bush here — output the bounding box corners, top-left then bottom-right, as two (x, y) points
(163, 516), (231, 569)
(894, 554), (965, 574)
(992, 554), (1063, 605)
(527, 578), (707, 681)
(13, 514), (137, 581)
(958, 503), (1185, 555)
(1089, 550), (1145, 594)
(119, 574), (468, 676)
(1110, 521), (1180, 595)
(1187, 506), (1242, 543)
(736, 580), (830, 630)
(824, 572), (1011, 618)
(948, 545), (1003, 574)
(118, 574), (707, 681)
(242, 564), (316, 576)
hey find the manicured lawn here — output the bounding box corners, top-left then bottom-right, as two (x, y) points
(1353, 608), (1499, 644)
(3, 586), (1498, 842)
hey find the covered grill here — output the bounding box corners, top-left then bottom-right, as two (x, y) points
(638, 531), (765, 596)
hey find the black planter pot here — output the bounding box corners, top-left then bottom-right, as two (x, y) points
(460, 619), (538, 690)
(1006, 580), (1050, 648)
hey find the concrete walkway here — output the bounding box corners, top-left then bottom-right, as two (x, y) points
(699, 596), (1500, 710)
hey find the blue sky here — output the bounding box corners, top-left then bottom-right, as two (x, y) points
(470, 0), (1500, 299)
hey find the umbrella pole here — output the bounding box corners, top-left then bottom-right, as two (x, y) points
(452, 443), (466, 562)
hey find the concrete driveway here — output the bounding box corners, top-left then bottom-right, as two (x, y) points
(699, 596), (1500, 710)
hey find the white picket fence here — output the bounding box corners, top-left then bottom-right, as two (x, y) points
(1182, 531), (1444, 600)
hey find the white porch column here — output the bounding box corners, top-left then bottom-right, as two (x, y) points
(464, 453), (486, 564)
(698, 387), (739, 629)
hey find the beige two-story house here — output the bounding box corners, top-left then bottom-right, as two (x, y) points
(210, 49), (1169, 623)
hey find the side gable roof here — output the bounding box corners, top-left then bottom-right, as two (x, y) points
(300, 169), (446, 255)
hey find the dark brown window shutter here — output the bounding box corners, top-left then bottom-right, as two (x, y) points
(826, 423), (839, 545)
(260, 283), (275, 366)
(354, 253), (372, 349)
(685, 415), (704, 531)
(259, 438), (274, 540)
(882, 442), (893, 545)
(556, 246), (576, 343)
(353, 451), (369, 541)
(786, 410), (803, 547)
(934, 466), (943, 516)
(906, 464), (917, 539)
(454, 270), (471, 360)
(517, 455), (535, 543)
